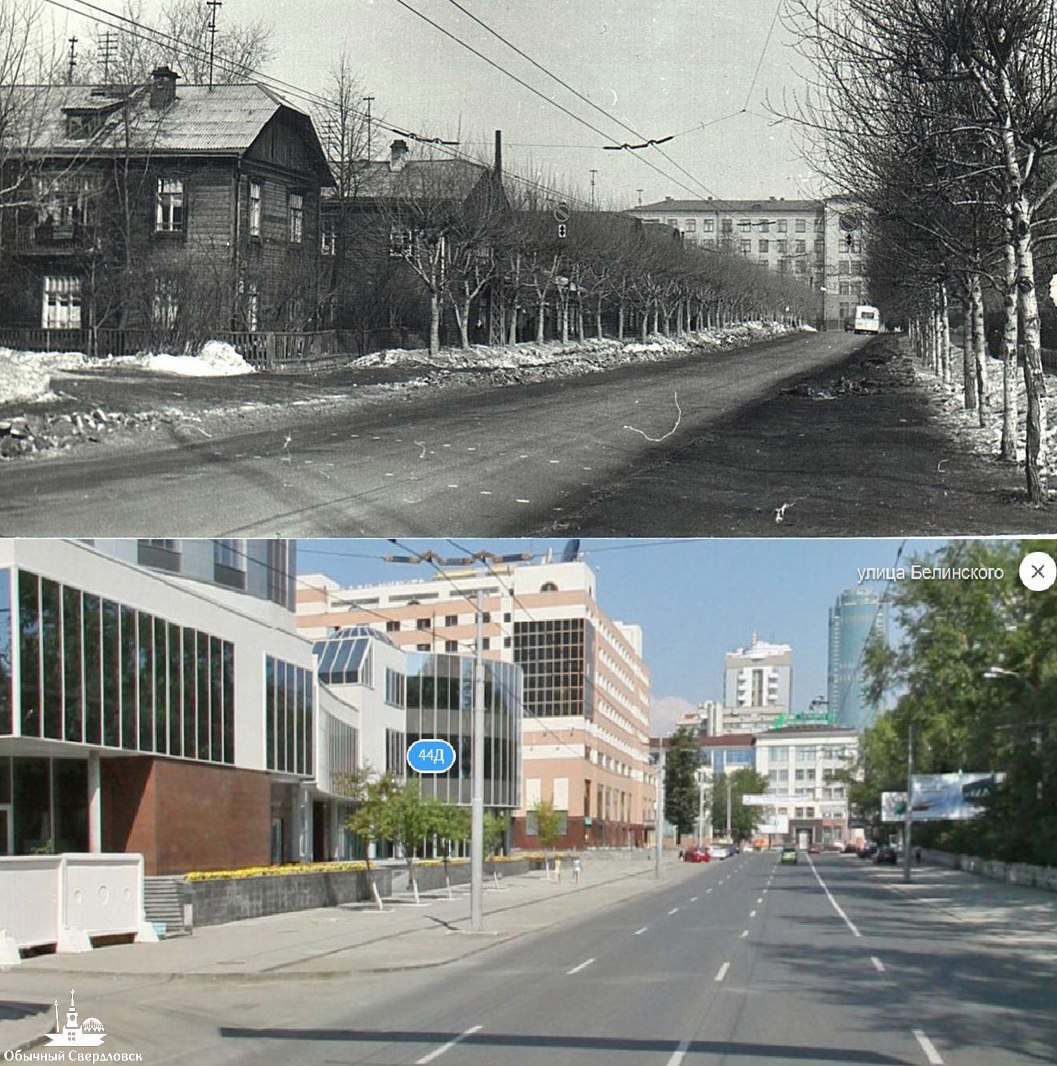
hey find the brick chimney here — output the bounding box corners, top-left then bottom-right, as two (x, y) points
(388, 139), (410, 172)
(149, 66), (179, 110)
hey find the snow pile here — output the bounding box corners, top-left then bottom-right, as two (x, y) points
(355, 321), (799, 372)
(102, 340), (255, 377)
(0, 348), (88, 404)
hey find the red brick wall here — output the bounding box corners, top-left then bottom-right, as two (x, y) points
(101, 757), (272, 875)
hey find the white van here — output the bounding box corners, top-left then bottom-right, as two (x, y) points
(853, 305), (880, 333)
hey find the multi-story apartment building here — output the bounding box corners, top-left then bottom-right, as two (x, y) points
(722, 635), (793, 734)
(296, 559), (652, 850)
(627, 195), (868, 330)
(828, 588), (888, 732)
(754, 724), (859, 847)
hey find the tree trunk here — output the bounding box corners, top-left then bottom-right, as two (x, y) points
(940, 283), (952, 385)
(429, 291), (441, 355)
(508, 303), (519, 345)
(536, 297), (545, 344)
(617, 301), (625, 340)
(962, 297), (977, 411)
(971, 272), (987, 426)
(595, 298), (603, 339)
(1001, 229), (1019, 462)
(640, 311), (648, 341)
(458, 296), (471, 349)
(560, 297), (569, 343)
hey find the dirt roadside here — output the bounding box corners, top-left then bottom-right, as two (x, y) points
(537, 337), (1057, 536)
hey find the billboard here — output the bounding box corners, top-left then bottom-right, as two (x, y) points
(882, 773), (1004, 822)
(742, 794), (801, 807)
(757, 816), (790, 835)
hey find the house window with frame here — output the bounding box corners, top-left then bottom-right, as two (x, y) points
(777, 219), (788, 233)
(152, 276), (179, 328)
(759, 239), (769, 253)
(720, 218), (733, 234)
(795, 218), (806, 232)
(795, 240), (806, 254)
(738, 218), (751, 232)
(42, 276), (82, 328)
(760, 220), (770, 232)
(740, 238), (751, 254)
(288, 192), (304, 243)
(321, 216), (336, 256)
(389, 224), (413, 258)
(155, 178), (184, 233)
(683, 218), (696, 232)
(777, 239), (787, 254)
(34, 174), (93, 237)
(249, 181), (262, 237)
(701, 217), (714, 233)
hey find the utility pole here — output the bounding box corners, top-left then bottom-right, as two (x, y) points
(654, 743), (665, 879)
(589, 169), (597, 208)
(363, 95), (375, 159)
(726, 773), (732, 839)
(98, 31), (117, 82)
(67, 37), (78, 84)
(902, 722), (914, 884)
(384, 546), (531, 931)
(471, 589), (485, 930)
(636, 188), (643, 206)
(697, 767), (704, 846)
(206, 0), (222, 90)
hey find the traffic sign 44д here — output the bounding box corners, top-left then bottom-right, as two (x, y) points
(407, 739), (457, 774)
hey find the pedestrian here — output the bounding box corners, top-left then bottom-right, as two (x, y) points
(572, 857), (582, 884)
(915, 847), (922, 865)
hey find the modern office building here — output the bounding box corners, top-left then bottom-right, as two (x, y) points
(0, 538), (363, 873)
(753, 724), (858, 847)
(722, 634), (793, 734)
(297, 558), (651, 850)
(627, 194), (869, 330)
(827, 588), (888, 732)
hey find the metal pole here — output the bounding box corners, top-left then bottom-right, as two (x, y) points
(726, 774), (732, 839)
(697, 769), (704, 846)
(471, 589), (485, 930)
(902, 723), (913, 884)
(654, 744), (665, 879)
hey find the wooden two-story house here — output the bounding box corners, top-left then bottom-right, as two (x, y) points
(0, 67), (333, 349)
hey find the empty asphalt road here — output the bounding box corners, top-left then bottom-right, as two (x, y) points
(1, 331), (867, 536)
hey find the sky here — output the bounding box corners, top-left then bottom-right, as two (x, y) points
(295, 537), (953, 733)
(45, 0), (825, 208)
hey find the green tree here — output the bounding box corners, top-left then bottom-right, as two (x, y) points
(532, 798), (563, 877)
(430, 801), (471, 899)
(483, 812), (508, 857)
(709, 769), (768, 842)
(858, 539), (1057, 865)
(664, 726), (701, 843)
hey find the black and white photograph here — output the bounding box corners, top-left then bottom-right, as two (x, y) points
(2, 0), (1057, 534)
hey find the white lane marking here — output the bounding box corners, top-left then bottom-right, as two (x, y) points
(913, 1029), (944, 1065)
(715, 961), (730, 982)
(749, 910), (757, 918)
(871, 956), (886, 974)
(706, 888), (713, 894)
(762, 889), (768, 895)
(666, 1037), (691, 1066)
(415, 1025), (483, 1064)
(634, 926), (648, 936)
(756, 897), (763, 903)
(690, 896), (699, 902)
(740, 929), (749, 938)
(567, 957), (595, 975)
(668, 907), (679, 915)
(808, 857), (862, 938)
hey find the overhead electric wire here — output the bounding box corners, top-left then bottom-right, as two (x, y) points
(742, 0), (783, 111)
(42, 0), (597, 210)
(387, 0), (721, 203)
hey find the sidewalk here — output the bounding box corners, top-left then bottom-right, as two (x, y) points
(0, 854), (694, 1054)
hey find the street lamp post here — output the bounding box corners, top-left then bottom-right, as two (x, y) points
(655, 743), (665, 880)
(902, 722), (914, 884)
(725, 773), (732, 840)
(697, 767), (705, 846)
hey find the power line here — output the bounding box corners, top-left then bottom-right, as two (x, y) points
(743, 0), (783, 111)
(43, 0), (600, 212)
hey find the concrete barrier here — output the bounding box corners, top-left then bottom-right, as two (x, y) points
(0, 854), (156, 962)
(921, 849), (1057, 894)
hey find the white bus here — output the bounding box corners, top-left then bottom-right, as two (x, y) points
(853, 304), (881, 333)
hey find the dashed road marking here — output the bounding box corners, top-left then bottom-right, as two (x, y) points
(415, 1025), (483, 1064)
(913, 1029), (944, 1065)
(749, 910), (756, 918)
(715, 961), (730, 982)
(634, 926), (648, 936)
(740, 929), (749, 938)
(690, 896), (698, 902)
(756, 897), (763, 903)
(668, 907), (679, 915)
(567, 958), (595, 975)
(871, 956), (886, 973)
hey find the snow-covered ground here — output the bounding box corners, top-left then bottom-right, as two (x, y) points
(0, 323), (795, 408)
(0, 341), (255, 406)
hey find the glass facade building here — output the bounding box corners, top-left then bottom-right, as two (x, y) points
(404, 652), (522, 809)
(513, 618), (594, 717)
(827, 588), (888, 731)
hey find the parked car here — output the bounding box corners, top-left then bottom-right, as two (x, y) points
(827, 840), (845, 852)
(683, 847), (710, 863)
(807, 842), (822, 855)
(843, 841), (859, 854)
(858, 842), (879, 860)
(780, 845), (798, 864)
(708, 844), (730, 860)
(874, 845), (899, 865)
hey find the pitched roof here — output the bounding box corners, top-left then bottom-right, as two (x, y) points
(354, 157), (491, 201)
(633, 199), (821, 214)
(11, 82), (331, 180)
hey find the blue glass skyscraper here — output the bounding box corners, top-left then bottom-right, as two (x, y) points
(827, 588), (888, 731)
